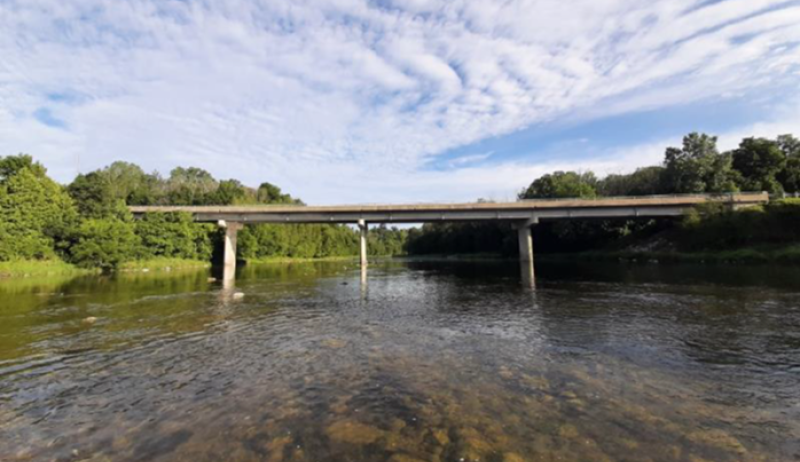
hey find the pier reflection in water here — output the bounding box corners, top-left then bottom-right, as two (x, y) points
(1, 260), (799, 461)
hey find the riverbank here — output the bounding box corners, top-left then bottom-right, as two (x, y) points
(118, 258), (211, 272)
(0, 260), (97, 279)
(243, 255), (357, 264)
(0, 258), (210, 279)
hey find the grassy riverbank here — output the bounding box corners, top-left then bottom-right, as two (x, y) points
(0, 260), (97, 278)
(118, 258), (211, 272)
(243, 255), (357, 264)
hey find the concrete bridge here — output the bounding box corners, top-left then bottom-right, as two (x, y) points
(130, 192), (768, 281)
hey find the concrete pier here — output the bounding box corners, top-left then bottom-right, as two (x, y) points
(517, 226), (533, 262)
(358, 219), (368, 267)
(219, 220), (243, 281)
(515, 217), (538, 263)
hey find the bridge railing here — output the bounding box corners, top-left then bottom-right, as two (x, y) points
(515, 191), (767, 203)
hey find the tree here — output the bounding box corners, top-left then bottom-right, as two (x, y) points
(0, 163), (78, 261)
(519, 171), (597, 199)
(165, 167), (218, 205)
(661, 133), (738, 194)
(68, 162), (162, 217)
(135, 212), (214, 260)
(777, 134), (800, 158)
(777, 134), (800, 194)
(598, 166), (667, 196)
(69, 216), (142, 270)
(779, 157), (800, 194)
(0, 154), (46, 181)
(732, 137), (786, 194)
(256, 182), (300, 204)
(208, 179), (248, 205)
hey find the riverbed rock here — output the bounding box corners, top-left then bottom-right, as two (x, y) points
(557, 424), (579, 439)
(502, 452), (525, 462)
(232, 292), (245, 300)
(387, 454), (427, 462)
(687, 429), (747, 454)
(82, 317), (98, 325)
(429, 428), (449, 446)
(321, 338), (346, 349)
(266, 435), (292, 462)
(325, 419), (384, 445)
(498, 366), (514, 380)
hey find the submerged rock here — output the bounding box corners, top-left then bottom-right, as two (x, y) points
(687, 429), (748, 454)
(387, 454), (427, 462)
(82, 317), (98, 325)
(232, 292), (245, 300)
(557, 424), (579, 439)
(321, 338), (347, 349)
(429, 428), (450, 446)
(325, 419), (384, 445)
(502, 452), (525, 462)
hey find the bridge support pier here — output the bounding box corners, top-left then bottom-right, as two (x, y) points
(219, 220), (244, 281)
(515, 218), (538, 287)
(358, 219), (368, 267)
(517, 226), (533, 262)
(515, 218), (538, 263)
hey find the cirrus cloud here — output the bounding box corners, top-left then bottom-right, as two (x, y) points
(0, 0), (798, 203)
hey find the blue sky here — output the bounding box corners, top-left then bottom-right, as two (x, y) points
(1, 0), (799, 204)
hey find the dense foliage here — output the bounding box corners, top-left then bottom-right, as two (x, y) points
(0, 157), (406, 270)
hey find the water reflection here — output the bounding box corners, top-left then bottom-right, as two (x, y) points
(1, 260), (799, 461)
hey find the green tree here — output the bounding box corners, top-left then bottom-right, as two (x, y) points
(779, 157), (800, 194)
(256, 182), (301, 204)
(0, 154), (46, 181)
(776, 134), (800, 194)
(134, 212), (214, 260)
(69, 216), (142, 270)
(598, 166), (667, 196)
(166, 167), (218, 205)
(519, 171), (597, 199)
(68, 162), (162, 217)
(732, 137), (786, 194)
(777, 134), (800, 158)
(662, 133), (738, 194)
(208, 179), (248, 205)
(0, 162), (78, 261)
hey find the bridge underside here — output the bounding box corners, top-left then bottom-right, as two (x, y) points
(129, 193), (768, 283)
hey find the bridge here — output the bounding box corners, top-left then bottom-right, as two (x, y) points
(130, 192), (769, 281)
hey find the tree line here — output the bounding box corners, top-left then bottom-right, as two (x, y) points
(3, 131), (798, 269)
(406, 132), (800, 256)
(0, 156), (406, 270)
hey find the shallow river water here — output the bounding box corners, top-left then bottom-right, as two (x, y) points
(1, 260), (799, 462)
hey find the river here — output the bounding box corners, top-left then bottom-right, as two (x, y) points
(1, 260), (799, 461)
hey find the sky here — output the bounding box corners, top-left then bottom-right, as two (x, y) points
(1, 0), (799, 205)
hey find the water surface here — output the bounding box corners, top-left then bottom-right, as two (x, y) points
(1, 260), (799, 461)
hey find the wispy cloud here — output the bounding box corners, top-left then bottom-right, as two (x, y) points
(0, 0), (798, 203)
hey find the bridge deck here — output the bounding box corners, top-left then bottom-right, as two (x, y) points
(129, 192), (768, 224)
